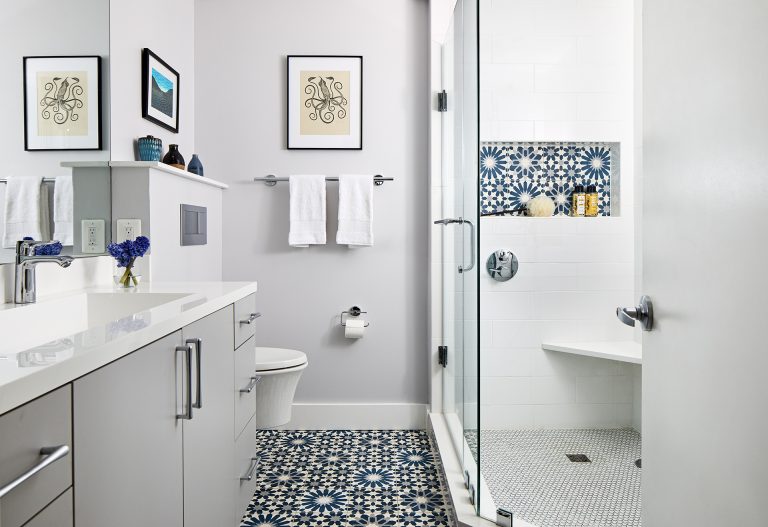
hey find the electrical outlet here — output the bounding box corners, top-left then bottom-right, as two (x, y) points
(117, 219), (142, 242)
(81, 219), (105, 254)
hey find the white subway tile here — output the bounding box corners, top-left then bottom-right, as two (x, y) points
(492, 35), (577, 64)
(489, 121), (536, 141)
(577, 93), (627, 121)
(483, 64), (535, 94)
(481, 377), (532, 405)
(480, 347), (536, 377)
(535, 64), (622, 93)
(534, 120), (624, 141)
(481, 404), (536, 429)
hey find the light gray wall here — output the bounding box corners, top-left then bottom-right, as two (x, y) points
(109, 0), (195, 162)
(194, 0), (430, 404)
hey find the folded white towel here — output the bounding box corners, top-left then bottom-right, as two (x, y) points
(337, 174), (373, 247)
(53, 175), (74, 245)
(289, 175), (327, 247)
(3, 176), (48, 248)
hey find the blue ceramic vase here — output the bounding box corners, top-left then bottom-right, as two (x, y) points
(188, 154), (204, 177)
(137, 135), (163, 161)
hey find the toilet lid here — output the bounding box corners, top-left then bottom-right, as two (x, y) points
(254, 347), (308, 371)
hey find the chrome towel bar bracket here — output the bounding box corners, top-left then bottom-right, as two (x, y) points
(253, 175), (392, 187)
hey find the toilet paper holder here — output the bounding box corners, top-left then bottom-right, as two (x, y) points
(340, 306), (370, 327)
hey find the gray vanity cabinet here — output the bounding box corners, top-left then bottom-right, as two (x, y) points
(73, 331), (184, 527)
(181, 306), (236, 527)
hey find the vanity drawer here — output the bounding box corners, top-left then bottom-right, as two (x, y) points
(234, 335), (257, 438)
(235, 414), (258, 521)
(234, 294), (259, 348)
(0, 385), (72, 527)
(23, 487), (73, 527)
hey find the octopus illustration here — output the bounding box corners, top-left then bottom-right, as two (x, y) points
(304, 76), (347, 124)
(39, 76), (84, 125)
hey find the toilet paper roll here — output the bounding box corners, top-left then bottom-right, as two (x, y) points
(344, 318), (366, 339)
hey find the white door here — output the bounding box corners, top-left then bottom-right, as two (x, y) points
(642, 1), (768, 525)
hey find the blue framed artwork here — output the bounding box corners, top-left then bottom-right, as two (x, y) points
(141, 48), (180, 133)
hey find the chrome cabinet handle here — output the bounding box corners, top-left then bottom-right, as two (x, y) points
(240, 376), (262, 394)
(240, 313), (262, 325)
(187, 338), (203, 409)
(176, 344), (193, 420)
(616, 295), (654, 331)
(240, 457), (259, 482)
(0, 445), (69, 499)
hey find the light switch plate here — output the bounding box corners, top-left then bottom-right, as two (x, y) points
(81, 219), (105, 253)
(117, 218), (142, 242)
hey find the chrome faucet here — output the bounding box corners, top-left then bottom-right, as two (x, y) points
(15, 240), (74, 304)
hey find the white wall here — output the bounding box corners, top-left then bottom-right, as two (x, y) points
(479, 0), (638, 429)
(0, 0), (110, 179)
(194, 0), (430, 408)
(109, 0), (195, 162)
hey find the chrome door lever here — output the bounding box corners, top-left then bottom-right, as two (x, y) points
(617, 295), (654, 331)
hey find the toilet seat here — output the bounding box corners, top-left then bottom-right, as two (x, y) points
(254, 347), (308, 372)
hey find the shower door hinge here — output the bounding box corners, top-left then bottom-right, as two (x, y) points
(437, 90), (448, 112)
(438, 346), (448, 367)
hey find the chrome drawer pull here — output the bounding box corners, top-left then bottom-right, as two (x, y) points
(239, 313), (262, 325)
(186, 338), (203, 410)
(240, 376), (262, 394)
(0, 444), (69, 499)
(240, 457), (259, 482)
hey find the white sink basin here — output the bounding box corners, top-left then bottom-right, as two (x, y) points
(0, 292), (192, 356)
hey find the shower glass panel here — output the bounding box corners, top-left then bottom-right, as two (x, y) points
(440, 0), (480, 513)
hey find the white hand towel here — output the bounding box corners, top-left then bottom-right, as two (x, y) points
(53, 175), (74, 245)
(336, 174), (373, 247)
(289, 175), (327, 247)
(3, 176), (47, 248)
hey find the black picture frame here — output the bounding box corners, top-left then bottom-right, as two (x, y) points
(141, 48), (180, 133)
(287, 55), (363, 150)
(23, 55), (103, 151)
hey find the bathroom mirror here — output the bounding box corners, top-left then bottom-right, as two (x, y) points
(0, 0), (111, 265)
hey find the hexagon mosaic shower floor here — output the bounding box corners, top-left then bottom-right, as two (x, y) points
(240, 430), (457, 527)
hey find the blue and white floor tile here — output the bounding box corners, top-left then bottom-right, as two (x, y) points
(241, 430), (457, 527)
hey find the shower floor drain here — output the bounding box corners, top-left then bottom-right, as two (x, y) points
(566, 454), (591, 463)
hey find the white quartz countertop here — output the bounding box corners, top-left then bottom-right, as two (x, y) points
(541, 341), (642, 365)
(0, 281), (257, 415)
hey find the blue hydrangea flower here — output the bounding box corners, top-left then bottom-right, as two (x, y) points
(33, 241), (63, 256)
(480, 146), (507, 179)
(354, 468), (394, 488)
(397, 449), (434, 468)
(580, 146), (611, 179)
(107, 236), (150, 268)
(349, 514), (397, 527)
(301, 489), (347, 513)
(510, 146), (542, 178)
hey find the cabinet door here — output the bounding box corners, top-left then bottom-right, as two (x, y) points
(73, 332), (184, 527)
(182, 306), (235, 527)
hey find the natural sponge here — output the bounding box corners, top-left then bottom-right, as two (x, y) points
(526, 195), (556, 217)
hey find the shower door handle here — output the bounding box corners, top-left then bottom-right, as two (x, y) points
(459, 219), (475, 274)
(433, 217), (476, 274)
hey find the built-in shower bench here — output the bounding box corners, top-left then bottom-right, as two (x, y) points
(541, 341), (642, 365)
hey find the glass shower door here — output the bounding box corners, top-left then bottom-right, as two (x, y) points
(440, 0), (479, 512)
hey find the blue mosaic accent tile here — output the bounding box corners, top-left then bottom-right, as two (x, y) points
(241, 430), (457, 527)
(480, 142), (619, 216)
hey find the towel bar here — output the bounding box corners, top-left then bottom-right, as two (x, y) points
(0, 178), (56, 184)
(253, 175), (392, 187)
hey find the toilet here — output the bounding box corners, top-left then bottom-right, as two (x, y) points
(253, 347), (308, 428)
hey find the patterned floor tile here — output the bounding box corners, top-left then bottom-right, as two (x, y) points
(240, 430), (457, 527)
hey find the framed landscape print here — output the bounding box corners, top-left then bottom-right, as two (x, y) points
(287, 55), (362, 150)
(23, 56), (102, 151)
(142, 48), (180, 133)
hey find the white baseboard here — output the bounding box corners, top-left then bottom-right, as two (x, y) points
(286, 403), (428, 430)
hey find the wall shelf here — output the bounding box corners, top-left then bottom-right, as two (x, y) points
(542, 341), (642, 365)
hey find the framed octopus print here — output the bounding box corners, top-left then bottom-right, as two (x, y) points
(23, 56), (102, 151)
(287, 55), (362, 150)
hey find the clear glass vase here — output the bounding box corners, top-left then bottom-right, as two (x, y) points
(114, 266), (142, 288)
